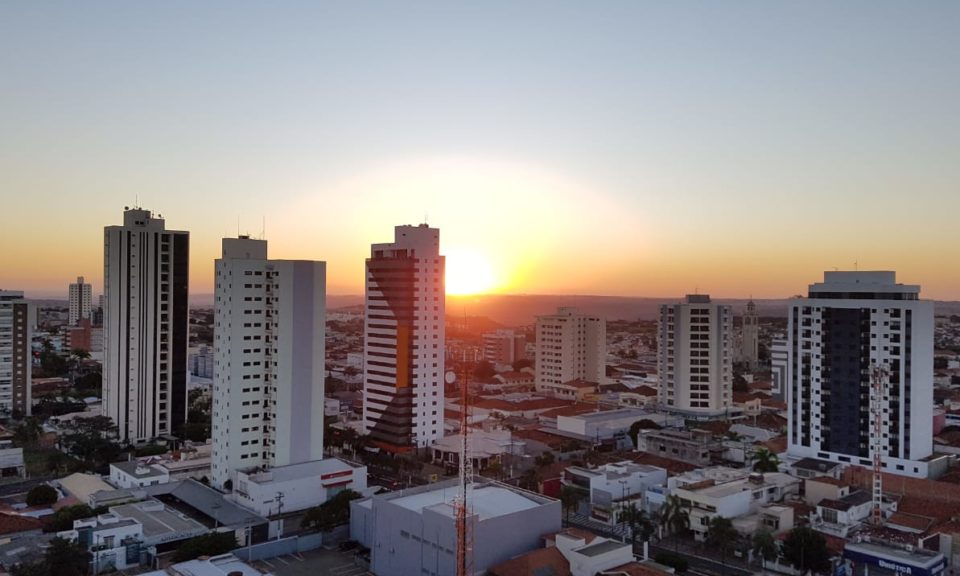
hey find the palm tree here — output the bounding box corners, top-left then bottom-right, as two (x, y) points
(705, 516), (739, 575)
(617, 503), (654, 552)
(751, 447), (780, 473)
(660, 494), (690, 553)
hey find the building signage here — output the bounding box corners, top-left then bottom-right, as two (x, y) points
(843, 546), (945, 576)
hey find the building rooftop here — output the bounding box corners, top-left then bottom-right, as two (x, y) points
(112, 499), (207, 542)
(576, 539), (627, 557)
(391, 484), (541, 521)
(143, 479), (266, 528)
(240, 458), (360, 485)
(112, 460), (167, 479)
(793, 457), (842, 473)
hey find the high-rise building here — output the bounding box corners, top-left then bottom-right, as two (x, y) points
(535, 307), (606, 393)
(362, 224), (445, 451)
(103, 208), (189, 444)
(786, 271), (934, 478)
(68, 276), (92, 325)
(657, 295), (733, 416)
(737, 299), (760, 369)
(770, 338), (788, 402)
(483, 329), (527, 366)
(211, 237), (327, 490)
(0, 291), (32, 416)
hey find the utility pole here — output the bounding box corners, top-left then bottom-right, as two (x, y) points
(275, 491), (285, 540)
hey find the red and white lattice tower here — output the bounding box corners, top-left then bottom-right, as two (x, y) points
(454, 352), (474, 576)
(870, 364), (889, 526)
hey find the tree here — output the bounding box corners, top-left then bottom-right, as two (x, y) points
(484, 459), (503, 480)
(12, 537), (91, 576)
(44, 537), (91, 576)
(519, 468), (541, 492)
(752, 529), (779, 566)
(302, 489), (362, 532)
(617, 503), (654, 551)
(172, 532), (238, 562)
(512, 358), (532, 371)
(751, 447), (781, 473)
(782, 526), (831, 574)
(560, 485), (584, 521)
(47, 504), (96, 532)
(474, 360), (496, 381)
(26, 484), (58, 506)
(705, 516), (739, 575)
(733, 373), (750, 393)
(628, 419), (661, 447)
(535, 451), (555, 468)
(13, 417), (42, 447)
(659, 495), (690, 553)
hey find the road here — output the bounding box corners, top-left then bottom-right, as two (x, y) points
(649, 543), (755, 576)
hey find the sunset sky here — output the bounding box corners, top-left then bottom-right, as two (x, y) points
(2, 2), (959, 299)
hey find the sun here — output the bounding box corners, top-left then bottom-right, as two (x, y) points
(445, 247), (496, 295)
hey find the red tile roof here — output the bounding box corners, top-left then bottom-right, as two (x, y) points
(0, 513), (42, 536)
(632, 385), (658, 397)
(539, 403), (601, 419)
(629, 452), (697, 475)
(603, 562), (674, 576)
(488, 546), (570, 576)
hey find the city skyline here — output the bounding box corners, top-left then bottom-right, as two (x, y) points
(3, 3), (960, 299)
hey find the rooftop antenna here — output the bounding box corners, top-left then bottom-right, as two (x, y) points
(135, 193), (140, 209)
(261, 216), (266, 240)
(237, 215), (240, 238)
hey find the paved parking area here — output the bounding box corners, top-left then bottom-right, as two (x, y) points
(251, 547), (368, 576)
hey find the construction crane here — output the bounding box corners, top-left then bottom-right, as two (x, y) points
(870, 364), (889, 526)
(451, 351), (474, 576)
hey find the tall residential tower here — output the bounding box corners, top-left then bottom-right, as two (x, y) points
(534, 307), (606, 393)
(103, 208), (189, 443)
(786, 271), (934, 478)
(211, 237), (327, 490)
(68, 276), (92, 325)
(362, 224), (445, 451)
(0, 291), (32, 416)
(657, 295), (733, 416)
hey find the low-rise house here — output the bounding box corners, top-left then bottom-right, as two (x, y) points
(635, 429), (722, 466)
(431, 428), (525, 471)
(791, 457), (843, 480)
(232, 458), (366, 535)
(672, 471), (800, 541)
(110, 461), (169, 489)
(562, 462), (667, 524)
(811, 490), (896, 538)
(60, 512), (144, 574)
(540, 379), (599, 401)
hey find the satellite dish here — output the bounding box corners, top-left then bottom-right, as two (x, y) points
(444, 371), (457, 384)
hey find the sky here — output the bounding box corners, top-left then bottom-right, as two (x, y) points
(2, 2), (959, 299)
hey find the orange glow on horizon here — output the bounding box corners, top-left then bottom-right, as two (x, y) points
(445, 247), (497, 296)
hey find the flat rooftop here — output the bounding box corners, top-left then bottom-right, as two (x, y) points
(388, 483), (544, 521)
(113, 500), (206, 539)
(845, 541), (942, 565)
(242, 458), (360, 484)
(577, 539), (627, 557)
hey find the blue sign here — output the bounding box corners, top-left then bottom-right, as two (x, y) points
(843, 547), (945, 576)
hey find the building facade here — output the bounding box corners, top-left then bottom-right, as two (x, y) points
(770, 338), (788, 402)
(737, 299), (760, 369)
(483, 329), (527, 366)
(68, 276), (93, 325)
(211, 237), (326, 490)
(786, 271), (934, 478)
(0, 291), (31, 415)
(657, 295), (733, 415)
(362, 224), (445, 451)
(103, 208), (189, 443)
(535, 307), (605, 393)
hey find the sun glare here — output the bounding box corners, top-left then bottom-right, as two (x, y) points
(445, 247), (496, 295)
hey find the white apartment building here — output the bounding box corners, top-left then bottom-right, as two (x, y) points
(103, 208), (189, 443)
(483, 328), (526, 366)
(362, 224), (445, 451)
(212, 237), (326, 490)
(68, 276), (92, 325)
(0, 291), (31, 415)
(657, 295), (733, 415)
(786, 271), (934, 478)
(770, 338), (788, 402)
(535, 307), (605, 394)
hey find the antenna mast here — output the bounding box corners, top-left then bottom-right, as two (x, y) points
(870, 364), (889, 526)
(455, 348), (473, 576)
